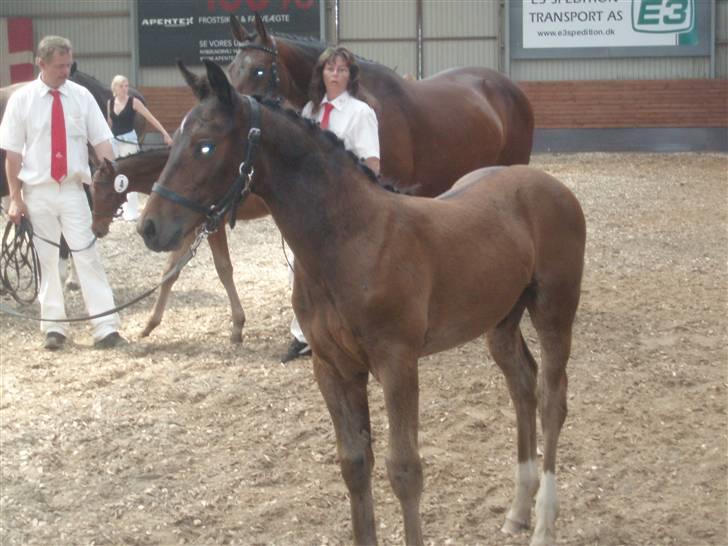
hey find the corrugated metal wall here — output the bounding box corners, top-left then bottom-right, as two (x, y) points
(337, 0), (500, 78)
(337, 0), (418, 77)
(718, 0), (728, 78)
(422, 0), (500, 75)
(1, 0), (725, 85)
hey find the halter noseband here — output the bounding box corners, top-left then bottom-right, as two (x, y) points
(151, 95), (262, 233)
(238, 39), (280, 97)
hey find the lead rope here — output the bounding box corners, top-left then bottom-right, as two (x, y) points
(0, 220), (211, 322)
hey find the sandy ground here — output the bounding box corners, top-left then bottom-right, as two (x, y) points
(1, 152), (726, 546)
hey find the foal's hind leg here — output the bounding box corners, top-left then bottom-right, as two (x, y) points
(527, 284), (580, 546)
(486, 298), (539, 535)
(206, 227), (245, 343)
(313, 357), (377, 545)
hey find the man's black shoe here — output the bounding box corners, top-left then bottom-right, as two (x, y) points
(281, 338), (312, 363)
(94, 332), (127, 349)
(43, 332), (66, 351)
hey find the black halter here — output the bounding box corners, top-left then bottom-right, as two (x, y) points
(238, 39), (280, 97)
(151, 95), (262, 232)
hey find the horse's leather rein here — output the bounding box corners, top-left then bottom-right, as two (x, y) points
(151, 95), (262, 233)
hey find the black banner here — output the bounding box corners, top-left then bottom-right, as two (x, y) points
(138, 0), (322, 66)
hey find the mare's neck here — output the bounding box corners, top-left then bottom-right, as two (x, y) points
(278, 40), (319, 108)
(123, 150), (170, 194)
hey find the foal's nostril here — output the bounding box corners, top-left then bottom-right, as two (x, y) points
(141, 218), (157, 244)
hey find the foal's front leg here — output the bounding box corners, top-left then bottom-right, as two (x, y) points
(379, 352), (424, 546)
(313, 357), (377, 545)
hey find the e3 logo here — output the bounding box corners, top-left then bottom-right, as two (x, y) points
(632, 0), (694, 33)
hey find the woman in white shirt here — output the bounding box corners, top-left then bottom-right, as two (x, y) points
(301, 46), (380, 176)
(283, 46), (381, 363)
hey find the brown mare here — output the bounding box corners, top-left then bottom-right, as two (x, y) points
(227, 14), (534, 196)
(139, 61), (586, 546)
(90, 149), (268, 341)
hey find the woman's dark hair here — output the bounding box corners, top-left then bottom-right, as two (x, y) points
(308, 46), (361, 115)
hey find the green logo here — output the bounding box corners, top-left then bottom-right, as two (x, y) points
(632, 0), (694, 33)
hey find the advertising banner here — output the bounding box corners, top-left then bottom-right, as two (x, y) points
(512, 0), (711, 58)
(138, 0), (322, 66)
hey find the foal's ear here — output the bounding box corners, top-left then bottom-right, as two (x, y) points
(204, 60), (234, 107)
(70, 61), (77, 76)
(177, 59), (209, 100)
(102, 158), (115, 174)
(229, 14), (251, 43)
(254, 12), (272, 46)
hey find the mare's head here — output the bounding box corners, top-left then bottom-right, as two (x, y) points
(226, 13), (318, 107)
(139, 60), (250, 252)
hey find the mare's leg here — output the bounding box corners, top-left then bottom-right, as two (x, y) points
(379, 350), (424, 546)
(486, 297), (539, 535)
(527, 281), (580, 546)
(140, 232), (194, 337)
(313, 357), (377, 545)
(207, 227), (245, 343)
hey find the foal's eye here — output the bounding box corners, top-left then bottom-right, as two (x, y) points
(196, 141), (215, 157)
(254, 67), (265, 79)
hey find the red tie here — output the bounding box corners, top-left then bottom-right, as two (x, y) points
(50, 89), (67, 183)
(320, 102), (334, 130)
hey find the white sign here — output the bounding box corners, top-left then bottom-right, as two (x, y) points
(523, 0), (695, 49)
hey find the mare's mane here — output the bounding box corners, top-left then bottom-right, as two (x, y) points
(116, 147), (168, 162)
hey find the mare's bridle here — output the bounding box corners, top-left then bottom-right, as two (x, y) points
(150, 95), (262, 233)
(237, 39), (280, 97)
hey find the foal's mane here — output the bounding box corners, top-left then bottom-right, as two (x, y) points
(257, 96), (402, 193)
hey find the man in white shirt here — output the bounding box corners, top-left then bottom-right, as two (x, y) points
(0, 35), (124, 350)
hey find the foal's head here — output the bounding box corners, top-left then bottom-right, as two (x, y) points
(139, 60), (252, 251)
(91, 159), (124, 237)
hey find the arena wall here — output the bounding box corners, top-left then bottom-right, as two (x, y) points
(1, 0), (726, 151)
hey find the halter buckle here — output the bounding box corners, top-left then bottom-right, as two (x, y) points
(248, 127), (261, 142)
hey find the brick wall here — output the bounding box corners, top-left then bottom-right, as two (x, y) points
(518, 79), (728, 129)
(141, 79), (728, 134)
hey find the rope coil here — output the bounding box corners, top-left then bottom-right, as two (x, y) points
(0, 217), (41, 305)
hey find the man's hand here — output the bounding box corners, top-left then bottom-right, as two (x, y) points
(5, 151), (26, 224)
(7, 196), (28, 225)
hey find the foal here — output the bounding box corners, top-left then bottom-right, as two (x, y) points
(140, 61), (586, 546)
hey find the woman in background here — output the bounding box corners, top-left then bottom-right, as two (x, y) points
(282, 46), (380, 363)
(108, 74), (172, 221)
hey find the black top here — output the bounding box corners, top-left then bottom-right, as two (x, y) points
(109, 98), (135, 136)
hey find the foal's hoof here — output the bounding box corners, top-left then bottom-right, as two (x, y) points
(230, 332), (243, 343)
(501, 517), (530, 535)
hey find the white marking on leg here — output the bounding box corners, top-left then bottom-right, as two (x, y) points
(531, 471), (559, 546)
(502, 460), (539, 534)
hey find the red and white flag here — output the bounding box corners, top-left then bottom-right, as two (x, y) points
(0, 17), (34, 87)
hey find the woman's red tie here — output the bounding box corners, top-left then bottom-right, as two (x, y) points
(320, 102), (334, 130)
(50, 89), (67, 182)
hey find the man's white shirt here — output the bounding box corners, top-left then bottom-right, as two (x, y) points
(0, 77), (112, 185)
